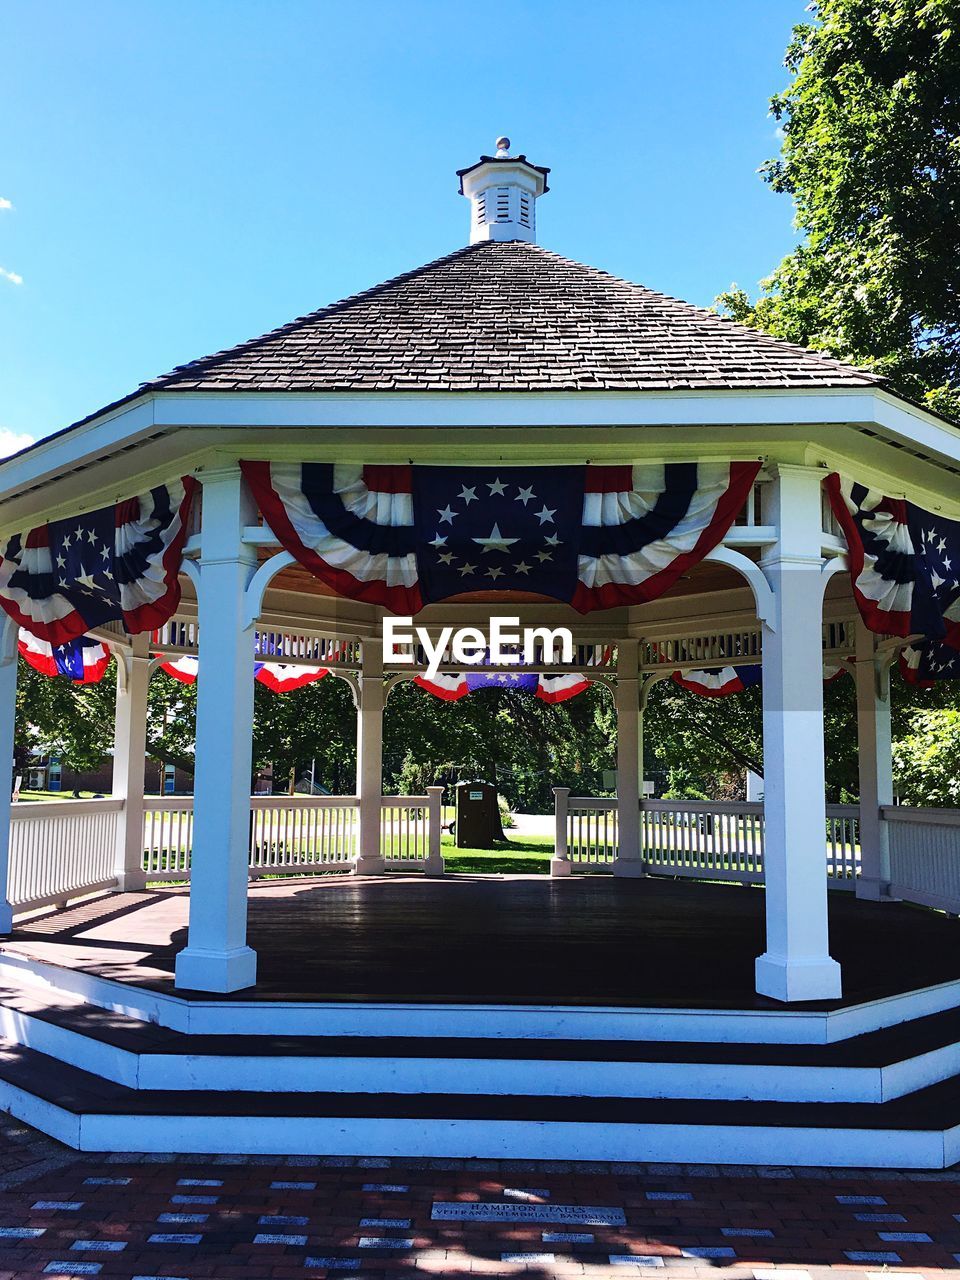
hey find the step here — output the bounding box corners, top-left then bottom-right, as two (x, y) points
(4, 980), (960, 1103)
(0, 1040), (959, 1167)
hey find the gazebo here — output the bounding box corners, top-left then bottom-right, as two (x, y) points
(0, 141), (958, 1164)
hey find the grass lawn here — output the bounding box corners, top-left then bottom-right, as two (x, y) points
(440, 832), (554, 875)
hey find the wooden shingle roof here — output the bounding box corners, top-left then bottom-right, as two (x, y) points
(146, 240), (880, 394)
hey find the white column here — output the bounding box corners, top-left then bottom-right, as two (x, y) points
(551, 786), (571, 876)
(424, 785), (445, 876)
(755, 465), (842, 1002)
(174, 466), (258, 993)
(0, 618), (17, 932)
(111, 634), (150, 892)
(355, 641), (385, 875)
(613, 639), (643, 877)
(855, 620), (893, 900)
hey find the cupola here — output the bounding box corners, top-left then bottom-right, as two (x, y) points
(456, 137), (550, 244)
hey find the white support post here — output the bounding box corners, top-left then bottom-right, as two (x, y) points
(174, 466), (258, 994)
(551, 786), (571, 876)
(0, 618), (17, 932)
(424, 785), (445, 876)
(355, 641), (385, 875)
(111, 634), (150, 892)
(755, 465), (842, 1002)
(613, 638), (643, 878)
(855, 620), (893, 900)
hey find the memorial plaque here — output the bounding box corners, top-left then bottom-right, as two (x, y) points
(359, 1237), (414, 1249)
(431, 1202), (626, 1226)
(504, 1187), (550, 1200)
(502, 1253), (555, 1264)
(609, 1258), (665, 1269)
(542, 1232), (595, 1244)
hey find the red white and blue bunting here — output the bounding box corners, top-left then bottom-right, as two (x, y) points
(158, 655), (331, 693)
(899, 639), (960, 688)
(0, 480), (197, 647)
(241, 461), (761, 615)
(825, 474), (960, 647)
(17, 630), (111, 684)
(414, 669), (592, 704)
(671, 661), (850, 698)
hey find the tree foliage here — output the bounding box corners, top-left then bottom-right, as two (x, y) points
(717, 0), (960, 418)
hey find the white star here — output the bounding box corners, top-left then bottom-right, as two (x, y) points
(937, 537), (948, 553)
(74, 526), (83, 540)
(944, 556), (952, 571)
(544, 533), (561, 547)
(458, 485), (478, 505)
(101, 544), (110, 560)
(535, 504), (556, 525)
(485, 565), (505, 580)
(55, 554), (66, 569)
(472, 522), (519, 554)
(437, 505), (457, 524)
(58, 577), (68, 588)
(928, 528), (938, 542)
(103, 569), (114, 580)
(535, 549), (553, 562)
(458, 562), (477, 576)
(62, 534), (71, 549)
(487, 477), (508, 497)
(438, 551), (456, 565)
(513, 561), (532, 575)
(429, 533), (448, 549)
(75, 571), (100, 594)
(86, 529), (98, 544)
(515, 486), (536, 506)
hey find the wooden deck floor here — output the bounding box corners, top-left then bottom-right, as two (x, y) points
(3, 874), (959, 1011)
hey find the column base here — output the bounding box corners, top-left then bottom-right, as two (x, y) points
(0, 901), (13, 934)
(354, 855), (387, 876)
(550, 858), (572, 877)
(115, 868), (148, 893)
(423, 857), (445, 877)
(175, 944), (257, 993)
(612, 859), (645, 878)
(755, 951), (842, 1002)
(855, 876), (891, 902)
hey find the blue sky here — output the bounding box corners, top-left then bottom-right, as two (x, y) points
(1, 0), (808, 448)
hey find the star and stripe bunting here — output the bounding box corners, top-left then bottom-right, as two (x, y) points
(670, 661), (851, 697)
(17, 629), (111, 684)
(414, 669), (592, 704)
(241, 460), (761, 615)
(899, 639), (960, 688)
(825, 473), (960, 647)
(157, 654), (331, 693)
(0, 480), (197, 647)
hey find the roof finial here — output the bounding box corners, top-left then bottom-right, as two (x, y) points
(495, 136), (511, 157)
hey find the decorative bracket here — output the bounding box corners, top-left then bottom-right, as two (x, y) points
(703, 545), (776, 630)
(242, 550), (295, 628)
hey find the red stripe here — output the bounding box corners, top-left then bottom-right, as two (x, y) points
(241, 461), (423, 615)
(898, 651), (934, 689)
(824, 473), (913, 637)
(570, 460), (762, 614)
(114, 497), (140, 527)
(361, 464), (413, 494)
(413, 675), (469, 702)
(671, 671), (744, 697)
(24, 526), (49, 549)
(584, 465), (633, 493)
(159, 661), (198, 685)
(535, 676), (591, 703)
(255, 667), (329, 693)
(122, 476), (198, 636)
(17, 640), (59, 677)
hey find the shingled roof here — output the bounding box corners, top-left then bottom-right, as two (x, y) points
(146, 241), (880, 394)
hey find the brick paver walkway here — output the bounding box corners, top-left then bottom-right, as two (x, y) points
(0, 1124), (958, 1278)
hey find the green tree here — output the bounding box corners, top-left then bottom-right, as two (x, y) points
(717, 0), (960, 418)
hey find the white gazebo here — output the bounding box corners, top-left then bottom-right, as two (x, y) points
(0, 141), (958, 1164)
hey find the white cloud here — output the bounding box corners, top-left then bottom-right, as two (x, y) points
(0, 429), (34, 457)
(0, 267), (22, 285)
(0, 197), (12, 211)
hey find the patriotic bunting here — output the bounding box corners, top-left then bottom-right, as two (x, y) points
(0, 480), (197, 647)
(241, 460), (760, 615)
(899, 639), (960, 688)
(157, 654), (331, 692)
(17, 630), (111, 684)
(825, 474), (960, 647)
(414, 668), (592, 704)
(671, 661), (850, 697)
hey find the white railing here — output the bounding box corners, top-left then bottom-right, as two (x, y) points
(142, 793), (442, 880)
(553, 795), (862, 885)
(884, 806), (960, 914)
(8, 798), (122, 910)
